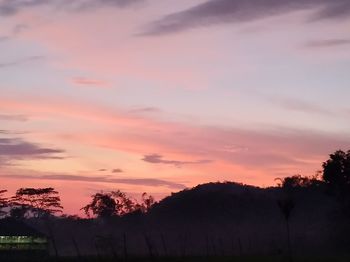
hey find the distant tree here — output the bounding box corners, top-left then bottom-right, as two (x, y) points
(275, 174), (323, 190)
(0, 190), (8, 217)
(111, 190), (137, 216)
(11, 187), (63, 218)
(132, 193), (156, 213)
(322, 150), (350, 194)
(322, 150), (350, 218)
(82, 190), (155, 218)
(139, 192), (155, 213)
(82, 192), (118, 218)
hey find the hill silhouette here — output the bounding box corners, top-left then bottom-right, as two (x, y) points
(1, 181), (348, 258)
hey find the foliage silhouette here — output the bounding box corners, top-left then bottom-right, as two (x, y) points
(81, 190), (155, 218)
(323, 150), (350, 220)
(11, 187), (63, 218)
(322, 150), (350, 194)
(275, 174), (323, 190)
(81, 192), (118, 218)
(140, 192), (155, 213)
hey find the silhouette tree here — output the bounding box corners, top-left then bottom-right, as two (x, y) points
(82, 190), (138, 218)
(139, 192), (155, 213)
(275, 174), (322, 190)
(322, 150), (350, 194)
(323, 150), (350, 218)
(82, 190), (155, 218)
(82, 192), (118, 218)
(11, 187), (63, 218)
(0, 189), (8, 217)
(111, 190), (137, 216)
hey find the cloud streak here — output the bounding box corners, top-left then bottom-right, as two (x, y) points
(0, 137), (64, 165)
(71, 77), (108, 88)
(112, 168), (123, 173)
(0, 0), (144, 16)
(2, 96), (350, 178)
(0, 114), (28, 122)
(142, 0), (350, 35)
(0, 173), (186, 189)
(0, 36), (9, 42)
(267, 97), (333, 116)
(0, 55), (45, 69)
(304, 39), (350, 48)
(142, 154), (212, 167)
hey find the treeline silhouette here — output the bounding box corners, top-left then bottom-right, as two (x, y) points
(1, 150), (350, 260)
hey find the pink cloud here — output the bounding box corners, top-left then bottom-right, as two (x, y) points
(2, 95), (348, 178)
(71, 77), (109, 88)
(2, 95), (350, 213)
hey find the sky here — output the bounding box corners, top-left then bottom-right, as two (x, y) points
(1, 0), (350, 215)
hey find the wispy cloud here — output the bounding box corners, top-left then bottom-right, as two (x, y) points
(112, 168), (123, 173)
(304, 38), (350, 48)
(0, 36), (9, 42)
(71, 77), (108, 88)
(128, 107), (161, 114)
(142, 0), (350, 35)
(98, 168), (123, 173)
(0, 55), (45, 69)
(0, 114), (28, 122)
(0, 173), (186, 189)
(267, 96), (333, 116)
(0, 137), (65, 165)
(13, 23), (29, 35)
(142, 154), (212, 167)
(2, 96), (350, 176)
(0, 0), (145, 16)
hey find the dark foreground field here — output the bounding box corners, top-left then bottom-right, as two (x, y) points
(1, 256), (350, 262)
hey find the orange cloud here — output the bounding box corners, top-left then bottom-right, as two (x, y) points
(2, 95), (348, 181)
(71, 77), (109, 88)
(2, 95), (350, 214)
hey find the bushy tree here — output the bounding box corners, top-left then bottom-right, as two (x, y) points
(322, 150), (350, 193)
(11, 187), (63, 218)
(82, 192), (118, 218)
(82, 190), (155, 218)
(276, 174), (323, 190)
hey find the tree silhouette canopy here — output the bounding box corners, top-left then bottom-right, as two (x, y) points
(11, 187), (63, 218)
(322, 150), (350, 194)
(82, 190), (155, 218)
(82, 190), (137, 218)
(82, 192), (118, 218)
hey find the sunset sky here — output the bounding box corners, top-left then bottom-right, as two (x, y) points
(1, 0), (350, 214)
